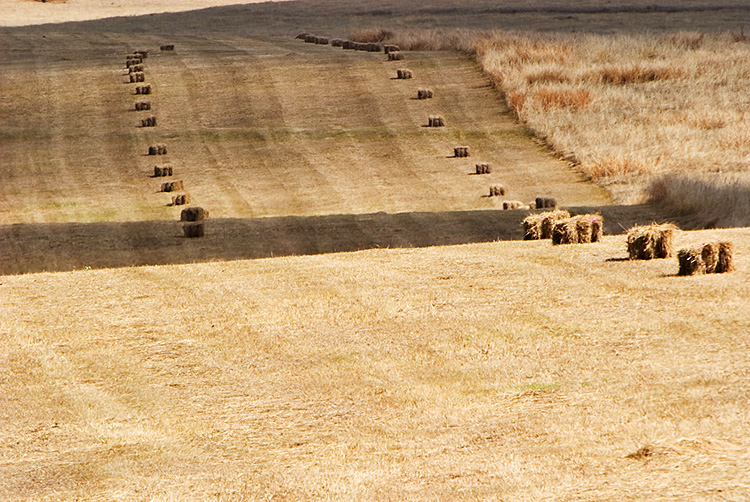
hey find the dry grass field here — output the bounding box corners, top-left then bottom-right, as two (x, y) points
(2, 1), (750, 500)
(2, 230), (750, 501)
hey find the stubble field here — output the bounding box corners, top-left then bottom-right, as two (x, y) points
(1, 1), (750, 500)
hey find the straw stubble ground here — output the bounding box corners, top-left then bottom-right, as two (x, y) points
(2, 229), (749, 501)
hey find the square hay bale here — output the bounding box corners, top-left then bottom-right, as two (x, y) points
(503, 200), (524, 210)
(417, 88), (433, 99)
(522, 214), (544, 240)
(535, 196), (557, 209)
(571, 214), (603, 243)
(331, 38), (344, 47)
(552, 219), (578, 245)
(540, 210), (571, 239)
(181, 206), (209, 222)
(428, 115), (445, 127)
(183, 222), (205, 238)
(384, 44), (400, 54)
(342, 40), (355, 50)
(153, 165), (172, 177)
(367, 43), (382, 52)
(716, 241), (735, 273)
(388, 51), (404, 61)
(678, 245), (704, 276)
(160, 44), (175, 51)
(626, 223), (677, 260)
(171, 194), (190, 206)
(315, 37), (329, 45)
(489, 185), (505, 197)
(475, 162), (491, 174)
(396, 68), (412, 79)
(454, 146), (470, 157)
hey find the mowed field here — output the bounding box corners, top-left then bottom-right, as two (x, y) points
(2, 231), (750, 501)
(0, 30), (636, 274)
(2, 1), (750, 500)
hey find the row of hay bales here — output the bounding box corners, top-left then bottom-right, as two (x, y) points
(626, 223), (734, 275)
(523, 216), (736, 275)
(123, 48), (206, 238)
(296, 33), (405, 61)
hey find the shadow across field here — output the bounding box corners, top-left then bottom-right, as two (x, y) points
(0, 205), (670, 275)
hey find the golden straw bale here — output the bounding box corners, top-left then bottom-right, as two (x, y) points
(627, 223), (678, 260)
(181, 206), (209, 222)
(475, 162), (491, 174)
(540, 210), (571, 239)
(701, 241), (719, 273)
(716, 241), (735, 273)
(552, 219), (578, 245)
(522, 214), (544, 240)
(503, 200), (524, 210)
(489, 185), (505, 197)
(678, 245), (704, 276)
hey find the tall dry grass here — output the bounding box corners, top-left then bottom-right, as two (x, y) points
(365, 27), (750, 226)
(476, 31), (750, 225)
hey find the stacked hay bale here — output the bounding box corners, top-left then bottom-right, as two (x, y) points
(396, 69), (413, 79)
(132, 50), (148, 59)
(160, 180), (184, 193)
(129, 72), (145, 83)
(153, 165), (173, 177)
(384, 44), (400, 54)
(367, 43), (382, 52)
(551, 214), (603, 244)
(315, 37), (329, 45)
(428, 115), (445, 127)
(148, 144), (168, 155)
(129, 64), (144, 73)
(342, 40), (355, 50)
(454, 146), (470, 157)
(135, 84), (152, 95)
(678, 241), (734, 275)
(535, 197), (557, 210)
(126, 57), (142, 68)
(626, 223), (677, 260)
(181, 206), (209, 238)
(475, 163), (491, 174)
(331, 39), (344, 47)
(503, 201), (524, 210)
(160, 44), (175, 51)
(135, 101), (151, 111)
(354, 43), (369, 51)
(522, 210), (570, 240)
(417, 88), (433, 99)
(171, 194), (190, 206)
(141, 116), (157, 127)
(388, 51), (404, 61)
(489, 185), (505, 197)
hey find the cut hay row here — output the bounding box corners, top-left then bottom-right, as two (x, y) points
(678, 241), (734, 275)
(160, 44), (175, 51)
(148, 144), (167, 155)
(388, 51), (404, 61)
(475, 162), (491, 174)
(153, 165), (172, 177)
(417, 88), (433, 99)
(428, 115), (445, 127)
(535, 197), (557, 210)
(489, 185), (505, 197)
(171, 194), (190, 206)
(160, 180), (184, 193)
(135, 84), (151, 95)
(180, 206), (209, 222)
(626, 223), (678, 260)
(396, 69), (413, 79)
(454, 146), (470, 157)
(134, 101), (151, 111)
(503, 200), (525, 210)
(140, 116), (157, 128)
(522, 210), (570, 240)
(129, 72), (145, 83)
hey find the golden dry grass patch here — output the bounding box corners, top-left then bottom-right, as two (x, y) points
(2, 228), (750, 500)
